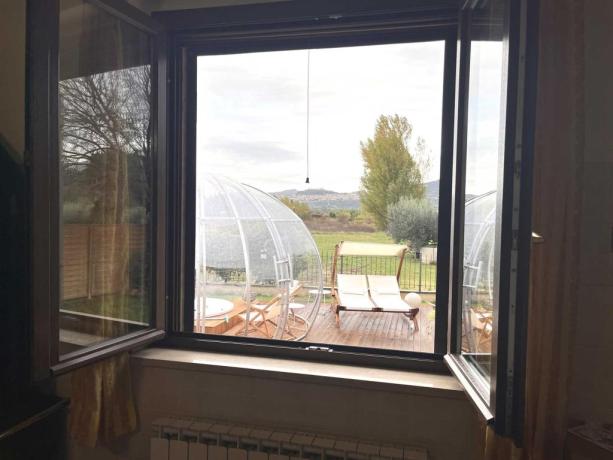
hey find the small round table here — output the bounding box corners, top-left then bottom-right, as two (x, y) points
(203, 297), (234, 318)
(308, 288), (331, 305)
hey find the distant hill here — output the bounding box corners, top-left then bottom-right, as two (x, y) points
(272, 189), (361, 211)
(273, 180), (442, 211)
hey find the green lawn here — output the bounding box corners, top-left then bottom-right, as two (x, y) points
(311, 230), (437, 292)
(311, 231), (393, 255)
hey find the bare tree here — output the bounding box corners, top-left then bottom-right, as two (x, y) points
(60, 65), (151, 224)
(59, 65), (152, 321)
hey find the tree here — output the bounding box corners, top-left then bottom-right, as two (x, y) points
(279, 197), (312, 220)
(360, 115), (425, 229)
(59, 65), (152, 321)
(387, 197), (438, 253)
(60, 66), (152, 224)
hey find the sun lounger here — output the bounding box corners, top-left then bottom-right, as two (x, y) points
(336, 274), (377, 311)
(367, 275), (413, 312)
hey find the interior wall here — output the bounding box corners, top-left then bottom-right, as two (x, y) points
(0, 0), (26, 155)
(568, 0), (613, 426)
(56, 356), (483, 460)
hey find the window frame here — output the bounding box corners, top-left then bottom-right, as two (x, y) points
(27, 0), (168, 379)
(444, 0), (539, 443)
(159, 0), (459, 372)
(26, 2), (539, 443)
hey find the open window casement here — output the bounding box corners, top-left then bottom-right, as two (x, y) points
(28, 0), (168, 378)
(444, 0), (538, 443)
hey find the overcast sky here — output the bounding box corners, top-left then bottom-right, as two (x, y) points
(196, 40), (503, 195)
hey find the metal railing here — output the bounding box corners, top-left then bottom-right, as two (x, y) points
(318, 249), (436, 293)
(205, 251), (438, 294)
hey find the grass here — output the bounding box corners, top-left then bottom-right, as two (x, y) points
(311, 231), (393, 255)
(62, 294), (150, 324)
(62, 228), (437, 322)
(311, 230), (437, 292)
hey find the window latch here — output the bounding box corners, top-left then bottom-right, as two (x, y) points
(305, 346), (333, 352)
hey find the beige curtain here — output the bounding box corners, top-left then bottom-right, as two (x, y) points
(69, 353), (138, 447)
(484, 0), (585, 458)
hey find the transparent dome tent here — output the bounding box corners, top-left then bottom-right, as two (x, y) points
(462, 190), (498, 352)
(195, 174), (323, 341)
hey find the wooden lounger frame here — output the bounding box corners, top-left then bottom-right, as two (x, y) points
(330, 241), (417, 326)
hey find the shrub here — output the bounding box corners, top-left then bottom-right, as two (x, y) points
(279, 197), (312, 220)
(387, 197), (438, 252)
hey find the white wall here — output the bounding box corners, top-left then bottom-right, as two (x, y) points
(568, 0), (613, 426)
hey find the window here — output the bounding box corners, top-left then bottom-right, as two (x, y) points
(29, 0), (166, 376)
(458, 0), (506, 396)
(445, 0), (537, 441)
(190, 42), (446, 354)
(28, 0), (537, 441)
(58, 0), (154, 353)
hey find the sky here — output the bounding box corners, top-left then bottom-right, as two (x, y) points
(196, 40), (504, 195)
(465, 41), (505, 196)
(196, 41), (445, 193)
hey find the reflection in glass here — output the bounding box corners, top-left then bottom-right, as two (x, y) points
(460, 0), (507, 388)
(59, 0), (153, 353)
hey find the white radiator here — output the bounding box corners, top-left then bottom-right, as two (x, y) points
(150, 417), (428, 460)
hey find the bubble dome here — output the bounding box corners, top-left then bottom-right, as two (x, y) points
(195, 174), (323, 340)
(463, 190), (497, 301)
(462, 191), (497, 352)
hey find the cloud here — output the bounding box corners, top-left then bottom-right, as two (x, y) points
(202, 138), (302, 165)
(195, 41), (468, 193)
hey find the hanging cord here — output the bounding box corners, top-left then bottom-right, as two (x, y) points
(305, 49), (311, 184)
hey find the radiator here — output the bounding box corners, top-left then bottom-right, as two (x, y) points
(150, 417), (428, 460)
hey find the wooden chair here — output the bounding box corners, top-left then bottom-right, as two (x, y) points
(236, 283), (301, 338)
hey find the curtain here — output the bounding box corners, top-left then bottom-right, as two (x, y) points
(61, 1), (151, 447)
(69, 353), (138, 447)
(483, 0), (585, 458)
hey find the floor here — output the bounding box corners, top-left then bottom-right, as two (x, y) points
(305, 303), (435, 353)
(217, 301), (436, 354)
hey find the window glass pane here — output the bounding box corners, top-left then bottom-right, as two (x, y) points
(59, 0), (153, 354)
(195, 41), (445, 352)
(460, 1), (506, 388)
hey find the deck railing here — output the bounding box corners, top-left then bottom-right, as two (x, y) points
(318, 250), (436, 293)
(205, 251), (438, 294)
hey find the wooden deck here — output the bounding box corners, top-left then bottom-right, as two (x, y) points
(210, 301), (436, 354)
(304, 303), (435, 353)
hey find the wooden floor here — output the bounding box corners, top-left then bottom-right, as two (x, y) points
(304, 303), (435, 353)
(215, 303), (435, 353)
(211, 300), (437, 354)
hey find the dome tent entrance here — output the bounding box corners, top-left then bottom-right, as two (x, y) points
(195, 174), (323, 340)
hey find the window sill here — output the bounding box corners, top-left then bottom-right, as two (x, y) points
(132, 347), (465, 399)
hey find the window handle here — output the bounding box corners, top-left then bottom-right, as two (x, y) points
(531, 232), (544, 244)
